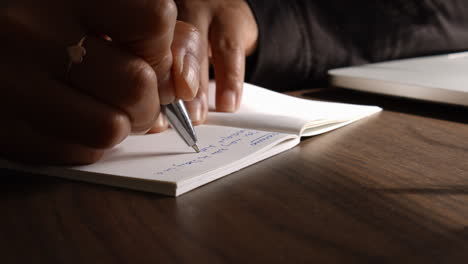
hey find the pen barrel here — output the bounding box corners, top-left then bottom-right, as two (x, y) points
(163, 100), (198, 147)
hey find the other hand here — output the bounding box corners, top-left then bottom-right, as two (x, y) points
(175, 0), (258, 124)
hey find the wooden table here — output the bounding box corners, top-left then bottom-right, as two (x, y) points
(2, 88), (468, 263)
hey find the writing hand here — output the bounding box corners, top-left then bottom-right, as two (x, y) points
(0, 0), (200, 164)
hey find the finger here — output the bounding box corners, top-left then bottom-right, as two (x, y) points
(171, 21), (202, 101)
(1, 62), (131, 150)
(0, 4), (86, 77)
(68, 36), (160, 133)
(147, 113), (169, 133)
(185, 78), (208, 125)
(184, 54), (209, 125)
(210, 13), (245, 112)
(79, 0), (178, 104)
(0, 119), (104, 165)
(177, 10), (210, 124)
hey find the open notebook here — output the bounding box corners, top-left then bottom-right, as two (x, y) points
(1, 83), (381, 196)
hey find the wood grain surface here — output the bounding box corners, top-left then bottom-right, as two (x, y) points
(1, 88), (468, 263)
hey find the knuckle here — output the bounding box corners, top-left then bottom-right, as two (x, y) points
(224, 70), (243, 85)
(152, 52), (173, 74)
(139, 0), (177, 34)
(213, 36), (243, 53)
(124, 61), (157, 107)
(94, 112), (130, 149)
(156, 0), (178, 19)
(123, 61), (160, 132)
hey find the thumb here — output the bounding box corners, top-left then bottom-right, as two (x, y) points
(150, 21), (203, 133)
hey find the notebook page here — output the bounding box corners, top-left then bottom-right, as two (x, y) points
(207, 82), (382, 136)
(0, 125), (298, 196)
(68, 125), (297, 191)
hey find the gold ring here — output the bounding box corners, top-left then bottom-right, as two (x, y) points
(65, 35), (87, 81)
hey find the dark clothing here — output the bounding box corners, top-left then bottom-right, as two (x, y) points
(245, 0), (468, 90)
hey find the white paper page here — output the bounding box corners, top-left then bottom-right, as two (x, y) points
(207, 82), (381, 135)
(0, 125), (297, 196)
(70, 125), (297, 189)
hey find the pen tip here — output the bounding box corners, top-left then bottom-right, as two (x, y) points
(192, 144), (200, 153)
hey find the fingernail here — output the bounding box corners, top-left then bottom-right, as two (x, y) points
(183, 54), (200, 96)
(219, 90), (237, 112)
(187, 98), (202, 123)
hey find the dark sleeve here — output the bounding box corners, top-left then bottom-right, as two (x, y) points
(244, 0), (468, 91)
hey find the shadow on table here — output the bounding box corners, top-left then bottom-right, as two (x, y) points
(304, 87), (468, 124)
(0, 169), (60, 194)
(0, 168), (167, 199)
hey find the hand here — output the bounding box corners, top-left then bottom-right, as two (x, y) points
(0, 0), (201, 164)
(175, 0), (258, 124)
